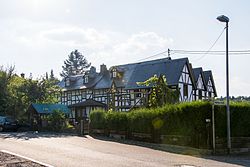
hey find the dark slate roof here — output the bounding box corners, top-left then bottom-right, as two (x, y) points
(59, 57), (196, 90)
(58, 73), (104, 91)
(193, 68), (202, 82)
(203, 70), (217, 96)
(204, 70), (212, 85)
(69, 99), (107, 108)
(193, 67), (207, 90)
(93, 72), (112, 89)
(30, 103), (70, 114)
(125, 58), (194, 89)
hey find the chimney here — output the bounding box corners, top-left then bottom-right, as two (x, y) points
(90, 66), (96, 74)
(100, 64), (107, 74)
(20, 73), (25, 78)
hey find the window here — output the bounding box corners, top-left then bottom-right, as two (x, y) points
(112, 68), (117, 78)
(67, 93), (72, 100)
(134, 89), (141, 98)
(183, 84), (188, 97)
(84, 75), (88, 83)
(198, 90), (202, 100)
(208, 92), (212, 98)
(65, 78), (70, 87)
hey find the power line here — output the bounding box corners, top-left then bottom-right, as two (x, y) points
(136, 50), (169, 62)
(135, 48), (250, 63)
(193, 27), (226, 61)
(171, 50), (250, 53)
(135, 26), (249, 62)
(170, 50), (250, 55)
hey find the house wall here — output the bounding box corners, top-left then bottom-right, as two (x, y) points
(60, 88), (149, 112)
(178, 64), (194, 102)
(206, 77), (215, 98)
(193, 74), (206, 100)
(60, 65), (216, 112)
(60, 88), (108, 106)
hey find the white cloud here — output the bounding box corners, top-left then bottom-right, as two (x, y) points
(41, 27), (110, 49)
(38, 26), (174, 68)
(113, 32), (173, 59)
(0, 19), (173, 79)
(65, 9), (71, 14)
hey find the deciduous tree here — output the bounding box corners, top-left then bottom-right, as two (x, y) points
(137, 75), (179, 107)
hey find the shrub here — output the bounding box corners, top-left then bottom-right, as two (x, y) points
(45, 109), (67, 132)
(128, 108), (157, 133)
(90, 109), (106, 129)
(106, 111), (128, 132)
(90, 101), (250, 148)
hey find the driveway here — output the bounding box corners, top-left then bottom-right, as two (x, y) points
(0, 132), (249, 167)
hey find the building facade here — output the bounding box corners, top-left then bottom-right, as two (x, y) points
(58, 57), (216, 121)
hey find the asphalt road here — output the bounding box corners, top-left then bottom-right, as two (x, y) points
(0, 132), (249, 167)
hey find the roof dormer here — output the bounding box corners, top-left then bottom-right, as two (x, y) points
(83, 74), (89, 84)
(112, 68), (117, 78)
(65, 77), (70, 87)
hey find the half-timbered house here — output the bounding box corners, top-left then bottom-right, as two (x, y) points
(192, 67), (207, 100)
(203, 70), (217, 98)
(58, 57), (216, 121)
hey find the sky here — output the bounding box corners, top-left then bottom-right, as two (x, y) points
(0, 0), (250, 97)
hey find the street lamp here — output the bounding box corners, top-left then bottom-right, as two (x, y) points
(217, 15), (231, 153)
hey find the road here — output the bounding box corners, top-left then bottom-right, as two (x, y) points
(0, 132), (249, 167)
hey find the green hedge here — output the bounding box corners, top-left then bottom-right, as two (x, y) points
(89, 110), (106, 129)
(215, 102), (250, 137)
(90, 101), (250, 147)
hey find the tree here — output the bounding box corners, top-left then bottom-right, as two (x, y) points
(0, 65), (61, 119)
(60, 50), (91, 77)
(46, 109), (67, 131)
(137, 75), (179, 108)
(0, 66), (15, 115)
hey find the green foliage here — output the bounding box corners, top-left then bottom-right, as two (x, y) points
(137, 75), (179, 107)
(90, 110), (128, 132)
(0, 66), (60, 119)
(128, 108), (157, 133)
(90, 101), (250, 147)
(90, 110), (106, 129)
(60, 50), (91, 77)
(46, 109), (67, 131)
(215, 102), (250, 137)
(0, 68), (12, 114)
(106, 111), (128, 131)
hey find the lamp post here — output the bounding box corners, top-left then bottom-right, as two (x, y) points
(217, 15), (231, 153)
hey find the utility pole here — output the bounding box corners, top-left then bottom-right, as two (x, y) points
(212, 98), (215, 154)
(217, 15), (231, 154)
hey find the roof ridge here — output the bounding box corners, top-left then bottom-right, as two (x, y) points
(112, 57), (189, 67)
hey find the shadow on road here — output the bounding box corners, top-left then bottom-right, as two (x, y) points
(91, 135), (250, 167)
(0, 132), (81, 140)
(203, 153), (250, 167)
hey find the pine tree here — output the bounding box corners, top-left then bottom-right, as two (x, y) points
(60, 50), (91, 77)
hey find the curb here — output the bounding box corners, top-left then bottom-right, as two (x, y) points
(1, 150), (54, 167)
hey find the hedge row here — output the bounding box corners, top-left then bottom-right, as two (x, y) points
(90, 101), (250, 147)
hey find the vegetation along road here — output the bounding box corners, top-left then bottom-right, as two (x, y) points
(0, 132), (249, 167)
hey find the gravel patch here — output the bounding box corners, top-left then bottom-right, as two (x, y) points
(0, 152), (46, 167)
